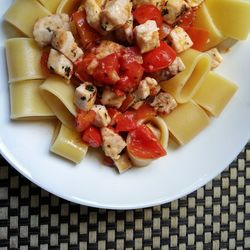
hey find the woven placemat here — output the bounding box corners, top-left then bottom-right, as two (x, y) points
(0, 142), (250, 249)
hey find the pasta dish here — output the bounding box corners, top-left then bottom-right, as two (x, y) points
(4, 0), (250, 173)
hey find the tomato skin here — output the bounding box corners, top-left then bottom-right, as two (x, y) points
(186, 27), (210, 51)
(134, 104), (156, 121)
(75, 110), (96, 132)
(72, 10), (100, 48)
(115, 111), (137, 133)
(143, 41), (177, 73)
(82, 126), (102, 148)
(107, 108), (121, 125)
(127, 125), (166, 159)
(133, 4), (163, 27)
(74, 53), (96, 81)
(40, 50), (50, 74)
(119, 94), (135, 113)
(176, 9), (196, 30)
(93, 53), (120, 85)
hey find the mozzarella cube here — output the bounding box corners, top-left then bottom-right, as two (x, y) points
(101, 127), (127, 160)
(74, 82), (97, 111)
(52, 30), (83, 63)
(133, 0), (164, 9)
(134, 20), (160, 53)
(91, 105), (111, 127)
(150, 92), (177, 114)
(168, 57), (186, 75)
(162, 0), (189, 25)
(169, 27), (193, 53)
(206, 48), (223, 69)
(47, 49), (73, 80)
(101, 88), (126, 108)
(101, 0), (132, 31)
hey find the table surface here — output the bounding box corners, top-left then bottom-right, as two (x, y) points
(0, 142), (250, 250)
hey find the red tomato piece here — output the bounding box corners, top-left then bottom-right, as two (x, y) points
(159, 23), (171, 40)
(127, 125), (166, 159)
(186, 27), (210, 51)
(75, 110), (96, 132)
(121, 47), (143, 64)
(143, 41), (177, 72)
(115, 111), (137, 133)
(93, 53), (120, 85)
(133, 4), (163, 27)
(82, 126), (102, 148)
(107, 108), (121, 125)
(72, 10), (100, 48)
(74, 53), (96, 81)
(119, 94), (135, 113)
(40, 50), (50, 75)
(134, 104), (156, 121)
(176, 9), (196, 30)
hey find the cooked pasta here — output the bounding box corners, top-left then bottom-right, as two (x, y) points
(162, 102), (210, 145)
(56, 0), (82, 14)
(160, 49), (211, 103)
(51, 123), (88, 163)
(40, 76), (76, 129)
(9, 80), (54, 120)
(38, 0), (61, 13)
(193, 72), (238, 117)
(4, 0), (50, 37)
(5, 38), (47, 82)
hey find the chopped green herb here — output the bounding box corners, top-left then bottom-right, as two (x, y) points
(81, 96), (86, 101)
(161, 9), (168, 16)
(46, 27), (52, 32)
(101, 22), (108, 31)
(65, 66), (71, 77)
(49, 66), (54, 71)
(86, 85), (94, 92)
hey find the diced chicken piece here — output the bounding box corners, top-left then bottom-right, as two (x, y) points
(101, 0), (132, 31)
(101, 127), (127, 160)
(169, 27), (193, 53)
(114, 153), (132, 173)
(74, 82), (97, 111)
(144, 77), (161, 95)
(150, 92), (177, 114)
(84, 0), (105, 34)
(52, 30), (84, 63)
(133, 0), (164, 9)
(168, 57), (186, 75)
(185, 0), (204, 8)
(162, 0), (189, 25)
(47, 49), (73, 80)
(93, 40), (122, 60)
(91, 105), (111, 127)
(206, 48), (223, 69)
(134, 20), (160, 53)
(33, 14), (70, 47)
(101, 88), (126, 108)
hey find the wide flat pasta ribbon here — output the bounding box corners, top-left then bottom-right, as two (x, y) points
(38, 0), (61, 13)
(56, 0), (82, 14)
(40, 76), (77, 129)
(160, 49), (211, 104)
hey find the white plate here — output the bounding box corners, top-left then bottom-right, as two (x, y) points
(0, 1), (250, 209)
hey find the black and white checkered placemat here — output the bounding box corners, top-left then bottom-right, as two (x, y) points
(0, 142), (250, 249)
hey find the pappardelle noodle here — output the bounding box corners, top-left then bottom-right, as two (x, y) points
(4, 0), (250, 173)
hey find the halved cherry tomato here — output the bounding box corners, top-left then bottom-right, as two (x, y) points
(127, 125), (166, 159)
(143, 41), (176, 73)
(176, 9), (196, 30)
(82, 126), (102, 148)
(133, 4), (163, 27)
(74, 53), (96, 81)
(93, 53), (120, 85)
(40, 50), (50, 75)
(115, 111), (137, 133)
(119, 94), (135, 113)
(75, 110), (96, 132)
(159, 23), (171, 40)
(186, 27), (210, 51)
(107, 108), (121, 125)
(134, 104), (156, 121)
(72, 10), (100, 48)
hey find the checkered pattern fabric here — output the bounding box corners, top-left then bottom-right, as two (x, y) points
(0, 142), (250, 249)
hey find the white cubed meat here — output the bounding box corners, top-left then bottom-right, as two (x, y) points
(206, 48), (223, 69)
(162, 0), (189, 25)
(52, 30), (83, 63)
(91, 105), (111, 127)
(101, 0), (132, 31)
(150, 92), (177, 114)
(101, 88), (126, 108)
(133, 0), (164, 8)
(74, 82), (97, 111)
(134, 20), (160, 53)
(33, 14), (70, 47)
(168, 57), (186, 75)
(101, 127), (127, 160)
(185, 0), (204, 7)
(134, 80), (150, 100)
(169, 27), (193, 53)
(47, 49), (73, 80)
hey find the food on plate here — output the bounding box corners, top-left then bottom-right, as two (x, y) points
(4, 0), (250, 173)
